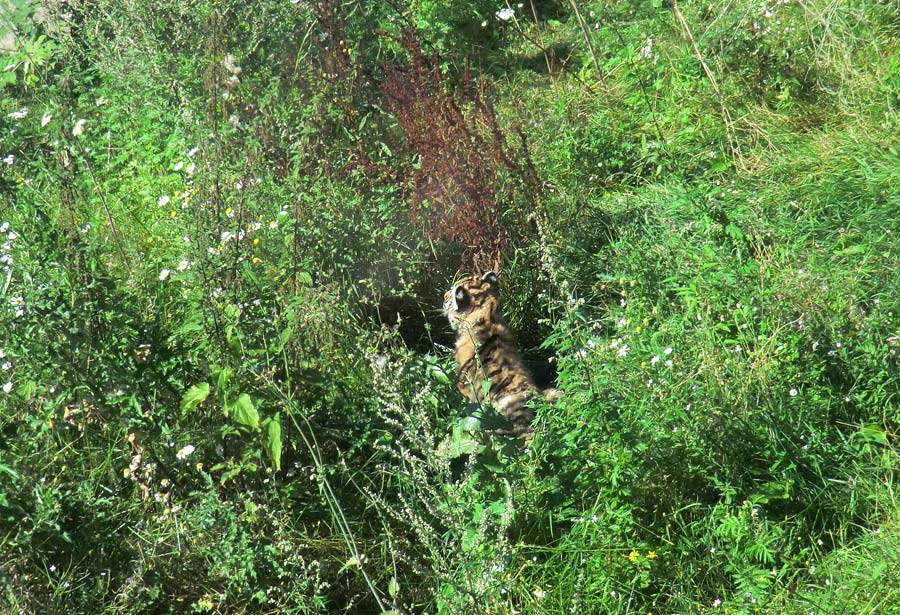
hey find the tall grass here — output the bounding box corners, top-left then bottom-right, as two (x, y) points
(1, 0), (899, 613)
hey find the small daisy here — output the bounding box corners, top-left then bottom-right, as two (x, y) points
(159, 269), (170, 281)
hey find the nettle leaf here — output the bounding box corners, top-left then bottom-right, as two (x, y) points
(229, 394), (259, 429)
(264, 413), (282, 471)
(180, 382), (210, 414)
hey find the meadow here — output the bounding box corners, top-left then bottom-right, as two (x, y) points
(1, 1), (899, 613)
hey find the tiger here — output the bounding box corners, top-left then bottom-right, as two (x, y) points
(443, 271), (558, 437)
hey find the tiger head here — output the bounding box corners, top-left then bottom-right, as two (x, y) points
(443, 271), (501, 332)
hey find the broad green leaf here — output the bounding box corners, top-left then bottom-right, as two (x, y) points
(229, 394), (259, 429)
(180, 382), (210, 413)
(265, 413), (283, 471)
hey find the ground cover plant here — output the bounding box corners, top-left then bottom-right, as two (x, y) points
(1, 0), (899, 613)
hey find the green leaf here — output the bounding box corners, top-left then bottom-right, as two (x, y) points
(265, 413), (283, 471)
(388, 577), (399, 599)
(180, 382), (210, 414)
(229, 394), (260, 429)
(216, 366), (232, 395)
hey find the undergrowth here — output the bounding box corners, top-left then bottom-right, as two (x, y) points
(2, 1), (899, 613)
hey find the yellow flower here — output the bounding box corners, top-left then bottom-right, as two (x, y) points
(251, 257), (261, 264)
(630, 279), (636, 287)
(628, 550), (640, 562)
(647, 551), (657, 559)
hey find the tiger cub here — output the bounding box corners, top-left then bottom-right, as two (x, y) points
(443, 271), (557, 437)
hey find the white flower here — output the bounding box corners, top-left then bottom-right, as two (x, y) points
(8, 108), (28, 120)
(9, 296), (23, 306)
(269, 220), (278, 229)
(789, 388), (798, 397)
(3, 154), (14, 165)
(158, 195), (171, 207)
(532, 588), (546, 599)
(173, 161), (184, 171)
(0, 222), (8, 233)
(187, 147), (199, 157)
(650, 355), (660, 366)
(158, 269), (170, 281)
(664, 347), (673, 355)
(617, 344), (630, 358)
(495, 7), (515, 21)
(664, 359), (673, 367)
(185, 162), (195, 175)
(712, 598), (722, 608)
(41, 112), (53, 127)
(177, 260), (190, 271)
(616, 318), (628, 328)
(176, 444), (195, 459)
(72, 119), (87, 137)
(2, 382), (11, 393)
(2, 361), (11, 371)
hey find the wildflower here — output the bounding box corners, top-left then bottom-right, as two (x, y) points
(269, 220), (278, 229)
(664, 347), (673, 355)
(617, 344), (630, 358)
(159, 269), (170, 281)
(0, 222), (7, 233)
(712, 598), (722, 608)
(72, 119), (87, 136)
(176, 444), (195, 460)
(177, 260), (190, 272)
(1, 362), (10, 370)
(628, 550), (640, 562)
(158, 195), (170, 207)
(789, 388), (798, 397)
(495, 7), (515, 21)
(532, 588), (546, 599)
(185, 162), (195, 175)
(664, 359), (673, 367)
(2, 381), (11, 393)
(187, 147), (199, 157)
(8, 108), (28, 120)
(174, 161), (184, 171)
(647, 551), (657, 559)
(3, 154), (13, 165)
(616, 318), (628, 328)
(41, 112), (53, 127)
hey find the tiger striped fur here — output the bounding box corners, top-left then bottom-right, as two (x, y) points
(443, 271), (557, 437)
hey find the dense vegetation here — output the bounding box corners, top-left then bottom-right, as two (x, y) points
(2, 0), (899, 613)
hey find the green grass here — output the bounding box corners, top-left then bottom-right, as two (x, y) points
(2, 1), (900, 613)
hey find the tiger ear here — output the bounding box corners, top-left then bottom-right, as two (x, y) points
(482, 271), (499, 288)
